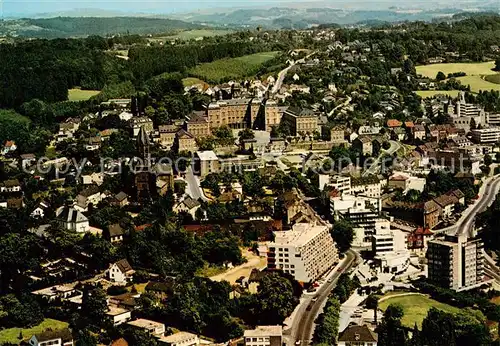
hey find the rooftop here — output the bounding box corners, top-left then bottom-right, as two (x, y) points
(158, 331), (198, 343)
(196, 150), (218, 161)
(272, 223), (328, 247)
(244, 325), (283, 338)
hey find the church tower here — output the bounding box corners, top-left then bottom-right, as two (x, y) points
(135, 126), (153, 203)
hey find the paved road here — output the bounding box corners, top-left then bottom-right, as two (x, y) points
(272, 63), (295, 94)
(362, 140), (402, 177)
(328, 96), (352, 117)
(292, 250), (358, 345)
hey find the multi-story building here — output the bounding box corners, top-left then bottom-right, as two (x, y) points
(158, 331), (200, 346)
(427, 235), (484, 291)
(455, 92), (484, 118)
(186, 112), (211, 138)
(486, 112), (500, 126)
(130, 116), (154, 137)
(264, 100), (282, 132)
(330, 195), (381, 228)
(244, 326), (282, 346)
(329, 126), (347, 145)
(282, 107), (318, 136)
(267, 223), (338, 283)
(158, 124), (179, 149)
(351, 178), (382, 198)
(318, 175), (351, 194)
(470, 127), (500, 144)
(175, 129), (197, 153)
(207, 98), (260, 129)
(194, 151), (220, 177)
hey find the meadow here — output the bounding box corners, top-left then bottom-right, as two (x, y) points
(182, 77), (208, 87)
(416, 61), (497, 78)
(150, 29), (234, 42)
(0, 319), (68, 344)
(415, 90), (460, 98)
(68, 88), (100, 101)
(188, 51), (279, 83)
(416, 61), (500, 93)
(378, 293), (463, 328)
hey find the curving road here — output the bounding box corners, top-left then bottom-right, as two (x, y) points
(292, 250), (359, 345)
(362, 140), (402, 177)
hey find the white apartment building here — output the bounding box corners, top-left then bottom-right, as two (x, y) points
(244, 326), (283, 346)
(351, 181), (382, 198)
(372, 227), (409, 273)
(486, 112), (500, 126)
(471, 127), (500, 144)
(267, 223), (338, 283)
(330, 195), (381, 229)
(353, 218), (390, 247)
(318, 174), (351, 194)
(158, 332), (200, 346)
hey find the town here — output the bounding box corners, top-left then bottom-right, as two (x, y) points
(2, 11), (500, 346)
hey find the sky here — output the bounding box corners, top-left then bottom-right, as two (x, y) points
(1, 0), (466, 17)
(3, 0), (304, 17)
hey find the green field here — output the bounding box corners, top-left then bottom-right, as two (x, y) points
(151, 29), (233, 42)
(457, 75), (500, 93)
(0, 319), (68, 344)
(416, 61), (497, 78)
(378, 294), (462, 328)
(415, 90), (460, 98)
(189, 51), (279, 83)
(182, 77), (207, 87)
(68, 88), (100, 101)
(485, 74), (500, 84)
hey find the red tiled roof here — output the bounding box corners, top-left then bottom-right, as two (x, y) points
(405, 121), (415, 128)
(387, 119), (402, 127)
(135, 224), (152, 232)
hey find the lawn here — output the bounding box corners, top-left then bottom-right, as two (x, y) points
(0, 319), (68, 344)
(166, 29), (234, 40)
(457, 75), (500, 93)
(415, 90), (460, 98)
(189, 51), (279, 83)
(416, 61), (497, 78)
(182, 77), (207, 87)
(68, 88), (100, 101)
(378, 293), (462, 328)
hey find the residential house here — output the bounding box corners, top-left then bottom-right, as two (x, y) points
(28, 328), (74, 346)
(329, 126), (347, 145)
(243, 326), (282, 346)
(337, 324), (378, 346)
(423, 200), (441, 229)
(31, 200), (50, 219)
(127, 319), (165, 336)
(1, 179), (21, 193)
(1, 140), (17, 155)
(32, 284), (81, 302)
(108, 259), (135, 284)
(352, 136), (375, 156)
(81, 172), (104, 186)
(387, 119), (402, 128)
(433, 193), (460, 219)
(56, 206), (90, 233)
(175, 129), (197, 153)
(108, 223), (125, 243)
(75, 185), (103, 211)
(111, 191), (129, 207)
(412, 124), (426, 141)
(85, 136), (102, 151)
(174, 196), (201, 218)
(158, 332), (200, 346)
(407, 227), (433, 254)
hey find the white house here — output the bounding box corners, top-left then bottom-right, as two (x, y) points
(81, 172), (104, 186)
(127, 319), (165, 336)
(56, 206), (90, 233)
(1, 179), (21, 193)
(119, 111), (134, 121)
(30, 201), (50, 219)
(173, 196), (201, 218)
(158, 331), (200, 346)
(106, 306), (132, 326)
(108, 259), (135, 284)
(28, 328), (74, 346)
(337, 324), (378, 346)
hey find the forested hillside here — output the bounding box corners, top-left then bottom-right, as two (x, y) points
(0, 17), (201, 38)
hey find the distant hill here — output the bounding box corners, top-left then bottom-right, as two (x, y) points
(0, 17), (203, 38)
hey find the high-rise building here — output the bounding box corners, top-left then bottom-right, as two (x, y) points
(470, 127), (500, 144)
(267, 223), (338, 283)
(427, 235), (484, 291)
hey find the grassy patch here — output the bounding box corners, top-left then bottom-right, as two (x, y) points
(457, 75), (500, 93)
(416, 61), (497, 78)
(182, 77), (207, 87)
(379, 294), (462, 328)
(196, 264), (227, 277)
(415, 90), (460, 98)
(484, 73), (500, 84)
(68, 88), (100, 101)
(0, 319), (68, 344)
(189, 51), (279, 83)
(164, 29), (234, 40)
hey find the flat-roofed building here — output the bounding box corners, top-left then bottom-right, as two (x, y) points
(427, 234), (484, 291)
(267, 223), (338, 283)
(127, 318), (165, 336)
(244, 326), (283, 346)
(194, 151), (220, 177)
(158, 331), (199, 346)
(471, 127), (500, 144)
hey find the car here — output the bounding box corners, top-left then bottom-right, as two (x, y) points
(306, 304), (312, 311)
(312, 297), (318, 303)
(295, 341), (301, 346)
(337, 267), (343, 272)
(327, 278), (333, 283)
